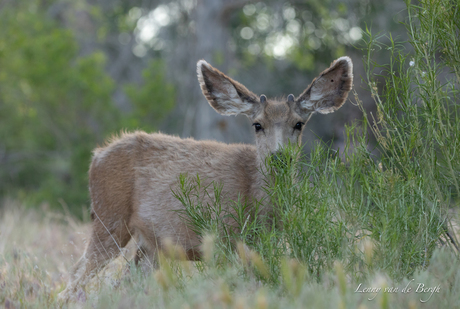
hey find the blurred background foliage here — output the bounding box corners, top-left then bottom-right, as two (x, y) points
(0, 0), (405, 218)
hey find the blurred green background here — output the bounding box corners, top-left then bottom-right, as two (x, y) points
(0, 0), (404, 218)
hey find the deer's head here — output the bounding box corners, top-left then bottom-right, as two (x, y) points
(197, 57), (353, 163)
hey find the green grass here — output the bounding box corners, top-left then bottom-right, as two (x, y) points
(1, 0), (460, 308)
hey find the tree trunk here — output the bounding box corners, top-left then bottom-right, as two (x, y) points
(165, 0), (253, 143)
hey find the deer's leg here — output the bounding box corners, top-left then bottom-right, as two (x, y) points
(132, 245), (157, 273)
(58, 218), (132, 303)
(130, 227), (160, 273)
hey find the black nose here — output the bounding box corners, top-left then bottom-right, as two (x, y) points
(271, 152), (293, 167)
(272, 152), (282, 162)
(271, 152), (286, 163)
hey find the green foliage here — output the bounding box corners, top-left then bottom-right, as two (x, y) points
(0, 2), (116, 212)
(173, 0), (459, 285)
(233, 0), (378, 72)
(0, 1), (174, 218)
(353, 0), (460, 273)
(124, 60), (175, 132)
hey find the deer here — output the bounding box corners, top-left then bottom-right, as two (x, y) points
(58, 56), (353, 302)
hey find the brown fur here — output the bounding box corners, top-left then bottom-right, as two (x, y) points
(58, 57), (353, 302)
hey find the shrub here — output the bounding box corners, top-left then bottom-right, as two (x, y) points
(174, 0), (459, 284)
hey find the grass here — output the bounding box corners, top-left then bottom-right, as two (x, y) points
(1, 0), (460, 308)
(0, 202), (459, 308)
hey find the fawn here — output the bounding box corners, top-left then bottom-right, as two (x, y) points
(58, 56), (353, 302)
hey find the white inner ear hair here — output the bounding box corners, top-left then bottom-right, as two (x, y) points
(196, 60), (209, 89)
(299, 91), (323, 110)
(216, 82), (252, 115)
(309, 92), (325, 102)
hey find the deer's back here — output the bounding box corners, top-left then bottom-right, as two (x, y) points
(89, 131), (262, 242)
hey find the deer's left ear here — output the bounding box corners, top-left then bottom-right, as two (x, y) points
(296, 56), (353, 115)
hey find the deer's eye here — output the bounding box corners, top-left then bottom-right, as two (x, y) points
(252, 123), (263, 132)
(294, 122), (304, 130)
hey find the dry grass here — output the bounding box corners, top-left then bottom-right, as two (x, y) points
(0, 200), (132, 307)
(1, 200), (460, 309)
(0, 200), (85, 306)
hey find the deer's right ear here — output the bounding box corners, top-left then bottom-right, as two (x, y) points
(197, 60), (259, 116)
